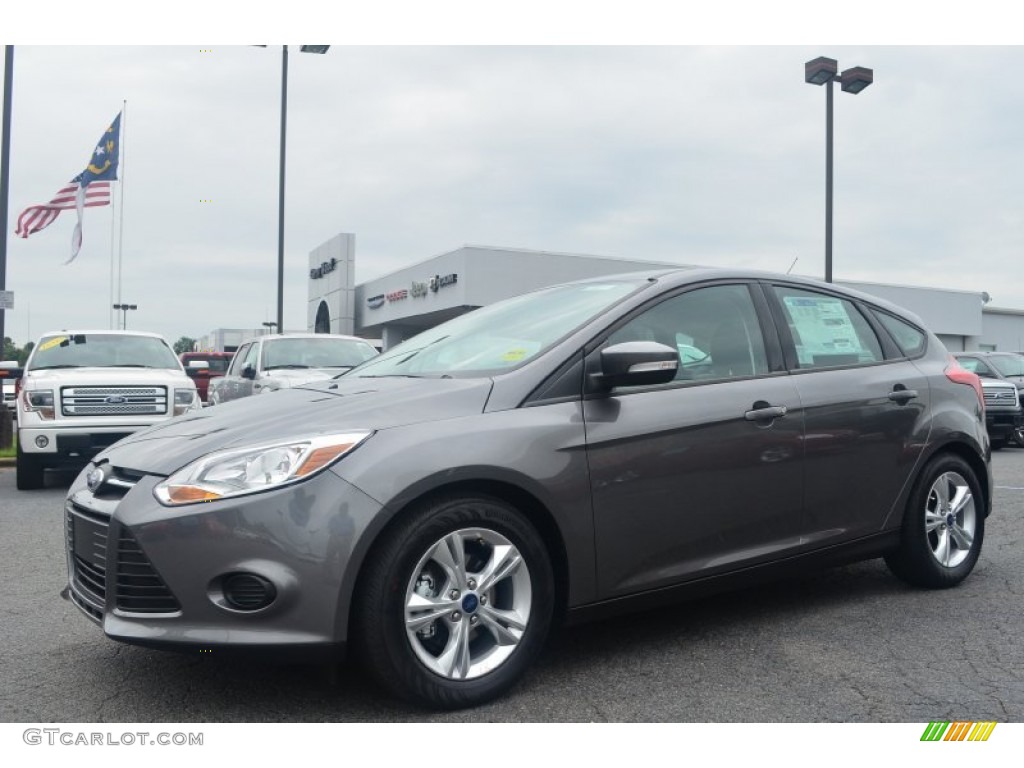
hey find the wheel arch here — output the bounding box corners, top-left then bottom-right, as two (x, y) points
(343, 476), (572, 643)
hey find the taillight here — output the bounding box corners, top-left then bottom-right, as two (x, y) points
(945, 356), (984, 411)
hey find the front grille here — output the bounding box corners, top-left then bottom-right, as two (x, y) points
(66, 502), (110, 620)
(61, 386), (168, 417)
(115, 530), (181, 614)
(983, 387), (1018, 407)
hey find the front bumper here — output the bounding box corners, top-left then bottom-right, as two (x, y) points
(984, 409), (1023, 440)
(63, 460), (383, 654)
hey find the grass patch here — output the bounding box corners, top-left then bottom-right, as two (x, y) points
(1, 415), (15, 458)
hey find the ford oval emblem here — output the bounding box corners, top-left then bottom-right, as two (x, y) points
(105, 395), (127, 404)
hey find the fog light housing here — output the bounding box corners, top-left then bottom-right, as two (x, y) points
(35, 435), (49, 448)
(222, 573), (277, 611)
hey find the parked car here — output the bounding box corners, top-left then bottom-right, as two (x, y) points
(1, 359), (19, 412)
(954, 352), (1024, 448)
(179, 351), (233, 404)
(63, 269), (991, 709)
(207, 333), (378, 405)
(16, 330), (200, 489)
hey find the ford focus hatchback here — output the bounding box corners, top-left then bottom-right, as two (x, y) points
(62, 268), (991, 709)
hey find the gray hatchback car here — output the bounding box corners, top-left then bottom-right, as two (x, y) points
(63, 268), (991, 709)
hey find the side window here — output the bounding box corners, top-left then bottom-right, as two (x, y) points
(772, 286), (883, 369)
(607, 284), (769, 381)
(957, 357), (992, 376)
(871, 310), (927, 358)
(243, 343), (261, 371)
(228, 344), (250, 376)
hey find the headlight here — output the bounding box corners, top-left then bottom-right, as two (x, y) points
(153, 431), (372, 505)
(173, 389), (198, 415)
(22, 389), (55, 420)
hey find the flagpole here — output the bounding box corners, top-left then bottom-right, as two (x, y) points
(116, 100), (127, 309)
(109, 179), (116, 328)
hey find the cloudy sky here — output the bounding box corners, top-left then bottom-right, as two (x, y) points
(2, 6), (1022, 347)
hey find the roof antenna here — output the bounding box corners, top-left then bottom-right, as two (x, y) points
(786, 257), (798, 274)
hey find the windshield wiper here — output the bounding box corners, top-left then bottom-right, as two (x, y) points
(116, 364), (161, 368)
(265, 364), (312, 370)
(29, 364), (82, 370)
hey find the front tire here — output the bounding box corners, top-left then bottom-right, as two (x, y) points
(16, 443), (45, 490)
(353, 494), (555, 709)
(885, 454), (984, 588)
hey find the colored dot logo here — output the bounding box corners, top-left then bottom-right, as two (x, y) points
(199, 199), (213, 203)
(199, 49), (213, 53)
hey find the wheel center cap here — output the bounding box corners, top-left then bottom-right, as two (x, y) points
(946, 513), (955, 527)
(461, 593), (479, 614)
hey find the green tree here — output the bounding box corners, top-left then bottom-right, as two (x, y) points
(173, 336), (197, 355)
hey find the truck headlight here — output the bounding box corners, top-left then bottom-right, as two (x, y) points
(173, 389), (198, 416)
(22, 389), (55, 420)
(153, 431), (373, 505)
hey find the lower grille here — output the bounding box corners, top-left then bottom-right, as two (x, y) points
(66, 503), (110, 620)
(115, 531), (181, 614)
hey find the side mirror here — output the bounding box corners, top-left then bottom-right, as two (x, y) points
(591, 341), (679, 390)
(241, 365), (256, 380)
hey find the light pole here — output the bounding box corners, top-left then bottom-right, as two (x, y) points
(264, 45), (330, 335)
(262, 321), (278, 335)
(804, 56), (873, 283)
(1, 46), (14, 354)
(112, 303), (137, 330)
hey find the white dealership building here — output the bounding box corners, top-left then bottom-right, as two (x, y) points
(301, 232), (1022, 354)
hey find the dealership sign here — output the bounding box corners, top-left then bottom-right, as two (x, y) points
(367, 273), (459, 309)
(310, 257), (338, 280)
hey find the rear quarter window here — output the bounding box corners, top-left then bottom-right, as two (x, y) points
(871, 310), (927, 358)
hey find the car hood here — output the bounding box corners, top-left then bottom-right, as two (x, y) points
(24, 367), (192, 388)
(97, 376), (494, 475)
(261, 368), (343, 387)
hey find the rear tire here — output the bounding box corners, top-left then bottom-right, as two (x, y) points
(353, 494), (554, 709)
(885, 454), (984, 589)
(16, 443), (46, 490)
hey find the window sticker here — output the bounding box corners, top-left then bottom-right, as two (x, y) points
(38, 335), (70, 352)
(783, 295), (866, 366)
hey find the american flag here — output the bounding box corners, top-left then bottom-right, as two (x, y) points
(14, 181), (111, 239)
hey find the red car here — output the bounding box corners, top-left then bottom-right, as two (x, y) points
(179, 351), (234, 404)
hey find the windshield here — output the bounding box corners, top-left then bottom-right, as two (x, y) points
(988, 354), (1024, 377)
(351, 278), (646, 378)
(29, 334), (180, 370)
(262, 337), (378, 370)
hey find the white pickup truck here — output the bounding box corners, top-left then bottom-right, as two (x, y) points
(15, 330), (201, 490)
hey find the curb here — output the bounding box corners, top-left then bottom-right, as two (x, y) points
(0, 458), (14, 468)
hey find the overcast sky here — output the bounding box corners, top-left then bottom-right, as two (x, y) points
(3, 8), (1023, 347)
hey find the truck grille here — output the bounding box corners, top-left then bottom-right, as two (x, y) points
(61, 386), (168, 416)
(983, 386), (1018, 407)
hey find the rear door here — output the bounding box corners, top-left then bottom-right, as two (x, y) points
(763, 282), (931, 544)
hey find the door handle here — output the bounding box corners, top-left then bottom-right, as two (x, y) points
(888, 388), (918, 404)
(745, 405), (788, 421)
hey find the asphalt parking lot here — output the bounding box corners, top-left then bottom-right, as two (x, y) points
(1, 451), (1022, 723)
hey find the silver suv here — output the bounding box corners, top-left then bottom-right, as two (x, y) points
(955, 352), (1024, 448)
